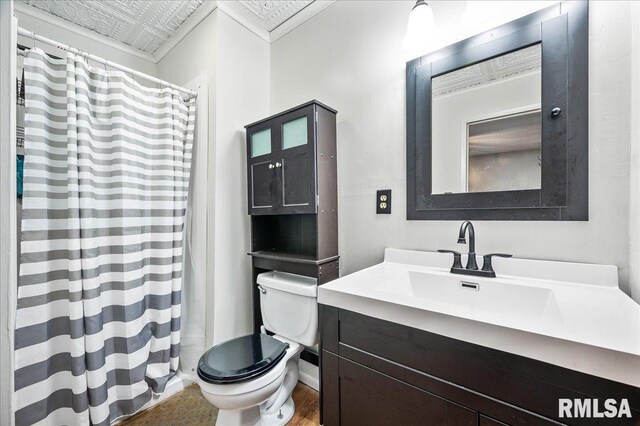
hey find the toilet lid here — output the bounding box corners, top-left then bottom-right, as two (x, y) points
(197, 333), (289, 384)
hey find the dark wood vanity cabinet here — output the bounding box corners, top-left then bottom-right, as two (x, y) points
(246, 101), (336, 216)
(333, 356), (477, 425)
(320, 306), (640, 426)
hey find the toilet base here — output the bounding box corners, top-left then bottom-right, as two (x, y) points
(216, 405), (261, 426)
(214, 396), (295, 426)
(261, 396), (295, 426)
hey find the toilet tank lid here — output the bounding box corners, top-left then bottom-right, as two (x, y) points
(257, 271), (317, 297)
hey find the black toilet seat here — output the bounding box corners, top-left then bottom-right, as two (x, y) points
(197, 333), (289, 384)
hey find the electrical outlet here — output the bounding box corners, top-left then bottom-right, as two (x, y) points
(377, 189), (391, 214)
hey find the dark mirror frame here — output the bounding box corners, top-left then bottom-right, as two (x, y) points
(406, 1), (588, 221)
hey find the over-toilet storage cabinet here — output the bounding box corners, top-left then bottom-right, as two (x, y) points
(245, 100), (339, 366)
(319, 306), (640, 426)
(247, 101), (336, 216)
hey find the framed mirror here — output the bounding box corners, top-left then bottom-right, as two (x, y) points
(406, 1), (588, 221)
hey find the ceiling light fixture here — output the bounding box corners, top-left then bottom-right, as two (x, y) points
(402, 0), (435, 53)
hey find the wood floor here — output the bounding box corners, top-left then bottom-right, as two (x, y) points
(289, 382), (320, 426)
(121, 382), (319, 425)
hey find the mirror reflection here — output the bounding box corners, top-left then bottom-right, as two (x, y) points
(431, 44), (542, 194)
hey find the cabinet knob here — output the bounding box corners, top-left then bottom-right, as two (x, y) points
(268, 163), (275, 169)
(275, 162), (282, 168)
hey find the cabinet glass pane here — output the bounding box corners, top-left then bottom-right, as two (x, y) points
(282, 116), (308, 150)
(251, 129), (271, 158)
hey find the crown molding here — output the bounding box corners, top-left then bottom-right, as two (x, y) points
(153, 0), (219, 62)
(14, 1), (156, 63)
(216, 1), (271, 43)
(270, 0), (336, 42)
(215, 1), (336, 44)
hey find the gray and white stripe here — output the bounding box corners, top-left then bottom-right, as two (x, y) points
(15, 47), (195, 426)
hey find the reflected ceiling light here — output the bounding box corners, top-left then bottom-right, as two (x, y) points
(403, 0), (436, 53)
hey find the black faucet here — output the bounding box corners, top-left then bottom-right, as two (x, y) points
(438, 221), (512, 278)
(457, 221), (478, 270)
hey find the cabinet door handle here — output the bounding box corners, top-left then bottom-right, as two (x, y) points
(268, 163), (275, 169)
(275, 162), (282, 168)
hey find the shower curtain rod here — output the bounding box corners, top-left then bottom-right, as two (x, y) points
(17, 27), (198, 99)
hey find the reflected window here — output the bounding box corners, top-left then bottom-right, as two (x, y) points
(467, 110), (541, 193)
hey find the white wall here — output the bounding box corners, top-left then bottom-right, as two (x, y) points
(270, 1), (638, 300)
(158, 9), (270, 346)
(629, 0), (640, 301)
(14, 7), (156, 74)
(155, 11), (217, 98)
(212, 11), (269, 344)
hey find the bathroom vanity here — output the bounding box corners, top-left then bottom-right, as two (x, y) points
(318, 249), (640, 425)
(315, 2), (640, 423)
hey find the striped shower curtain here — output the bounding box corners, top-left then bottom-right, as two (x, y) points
(15, 48), (195, 425)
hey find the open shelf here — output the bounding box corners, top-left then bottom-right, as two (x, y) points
(249, 249), (339, 265)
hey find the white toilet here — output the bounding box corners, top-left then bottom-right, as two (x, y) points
(196, 271), (318, 426)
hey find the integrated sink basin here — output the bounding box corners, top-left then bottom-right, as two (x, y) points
(374, 270), (562, 323)
(317, 248), (640, 387)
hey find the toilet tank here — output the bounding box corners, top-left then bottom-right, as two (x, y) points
(257, 271), (318, 346)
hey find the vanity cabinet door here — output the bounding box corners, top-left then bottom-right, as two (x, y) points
(273, 105), (317, 215)
(247, 125), (277, 214)
(336, 356), (477, 426)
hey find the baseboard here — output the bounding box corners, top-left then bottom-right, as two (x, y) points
(298, 359), (319, 391)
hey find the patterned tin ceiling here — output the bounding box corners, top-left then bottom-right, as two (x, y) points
(18, 0), (205, 53)
(17, 0), (315, 53)
(433, 44), (542, 98)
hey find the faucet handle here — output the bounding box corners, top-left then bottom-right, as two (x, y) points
(481, 253), (513, 273)
(438, 249), (463, 269)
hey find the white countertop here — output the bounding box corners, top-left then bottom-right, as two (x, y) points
(318, 249), (640, 387)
